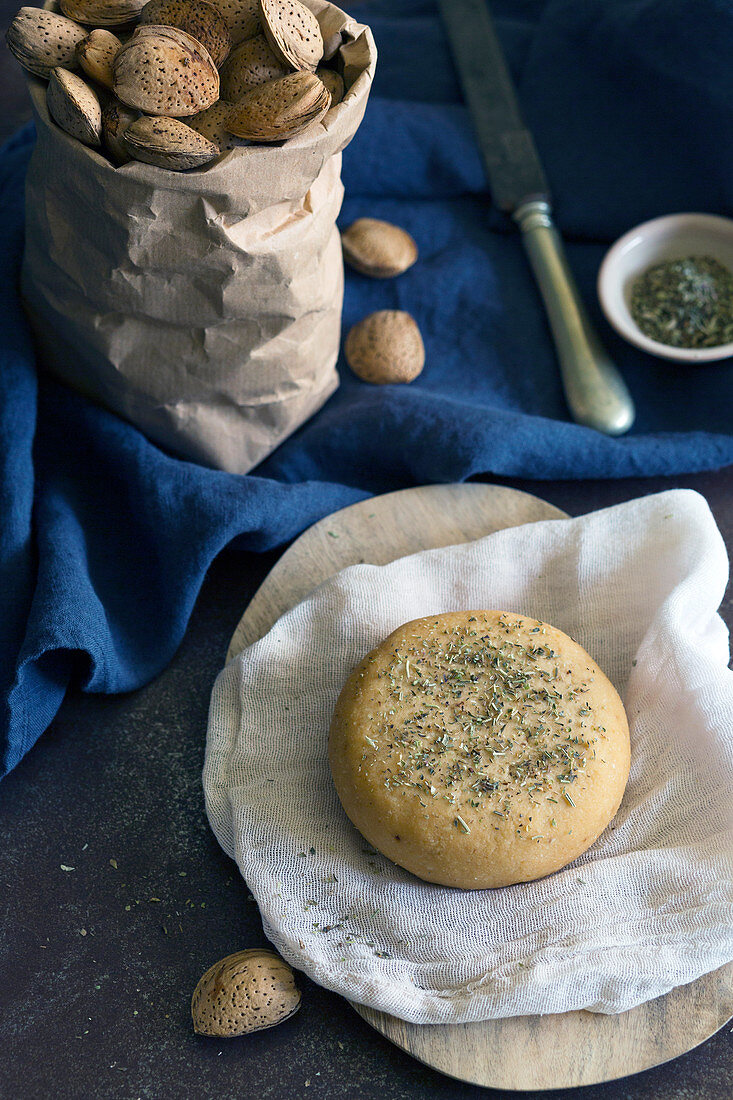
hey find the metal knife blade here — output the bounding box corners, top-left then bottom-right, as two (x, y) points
(437, 0), (549, 211)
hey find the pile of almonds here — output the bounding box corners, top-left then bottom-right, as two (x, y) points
(6, 0), (346, 170)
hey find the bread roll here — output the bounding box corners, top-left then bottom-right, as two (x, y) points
(329, 610), (630, 889)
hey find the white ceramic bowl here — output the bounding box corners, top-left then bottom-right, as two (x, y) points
(597, 213), (733, 363)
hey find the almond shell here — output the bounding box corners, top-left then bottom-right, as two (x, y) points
(60, 0), (147, 27)
(341, 219), (418, 279)
(258, 0), (323, 72)
(113, 24), (220, 116)
(214, 0), (260, 46)
(188, 100), (249, 151)
(315, 65), (343, 107)
(219, 33), (289, 101)
(122, 113), (220, 168)
(76, 29), (122, 90)
(6, 8), (86, 79)
(345, 310), (426, 384)
(225, 69), (330, 141)
(101, 97), (139, 162)
(191, 950), (301, 1038)
(46, 67), (102, 147)
(139, 0), (231, 68)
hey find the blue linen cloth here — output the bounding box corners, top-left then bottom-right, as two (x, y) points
(1, 0), (732, 778)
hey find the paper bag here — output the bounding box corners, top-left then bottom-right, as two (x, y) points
(20, 1), (376, 473)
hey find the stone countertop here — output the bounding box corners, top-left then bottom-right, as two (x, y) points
(1, 471), (731, 1100)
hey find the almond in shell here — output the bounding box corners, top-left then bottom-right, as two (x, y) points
(188, 101), (249, 151)
(214, 0), (260, 47)
(76, 29), (122, 90)
(101, 98), (138, 162)
(47, 67), (102, 147)
(315, 66), (343, 107)
(219, 34), (288, 101)
(6, 8), (86, 79)
(113, 25), (220, 116)
(226, 70), (330, 142)
(345, 310), (425, 384)
(191, 950), (301, 1038)
(122, 114), (220, 169)
(140, 0), (231, 68)
(259, 0), (323, 73)
(60, 0), (147, 26)
(341, 219), (418, 279)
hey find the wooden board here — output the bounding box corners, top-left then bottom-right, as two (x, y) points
(227, 483), (567, 662)
(225, 482), (733, 1091)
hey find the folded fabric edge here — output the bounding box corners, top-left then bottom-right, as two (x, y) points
(261, 917), (733, 1023)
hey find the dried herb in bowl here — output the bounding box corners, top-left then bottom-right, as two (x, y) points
(630, 255), (733, 349)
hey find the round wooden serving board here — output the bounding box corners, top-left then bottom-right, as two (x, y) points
(225, 483), (733, 1091)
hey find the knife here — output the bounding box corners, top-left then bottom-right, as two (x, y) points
(437, 0), (635, 435)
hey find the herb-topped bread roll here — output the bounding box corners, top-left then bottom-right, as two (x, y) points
(329, 611), (630, 889)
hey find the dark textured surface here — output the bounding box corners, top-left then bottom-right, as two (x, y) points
(1, 3), (731, 1096)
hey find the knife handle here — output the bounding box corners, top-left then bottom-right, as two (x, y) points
(513, 200), (635, 435)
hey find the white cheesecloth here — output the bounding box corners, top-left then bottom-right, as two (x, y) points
(204, 489), (733, 1022)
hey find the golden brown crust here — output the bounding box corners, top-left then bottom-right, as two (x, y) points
(329, 611), (630, 889)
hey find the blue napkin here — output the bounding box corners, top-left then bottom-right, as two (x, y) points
(1, 0), (732, 778)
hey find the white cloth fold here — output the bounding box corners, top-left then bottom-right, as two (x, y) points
(204, 489), (733, 1023)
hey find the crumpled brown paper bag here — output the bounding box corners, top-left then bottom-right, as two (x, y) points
(21, 1), (376, 473)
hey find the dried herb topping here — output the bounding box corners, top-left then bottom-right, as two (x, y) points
(356, 613), (606, 840)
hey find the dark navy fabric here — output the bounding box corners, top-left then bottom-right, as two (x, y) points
(1, 0), (732, 777)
